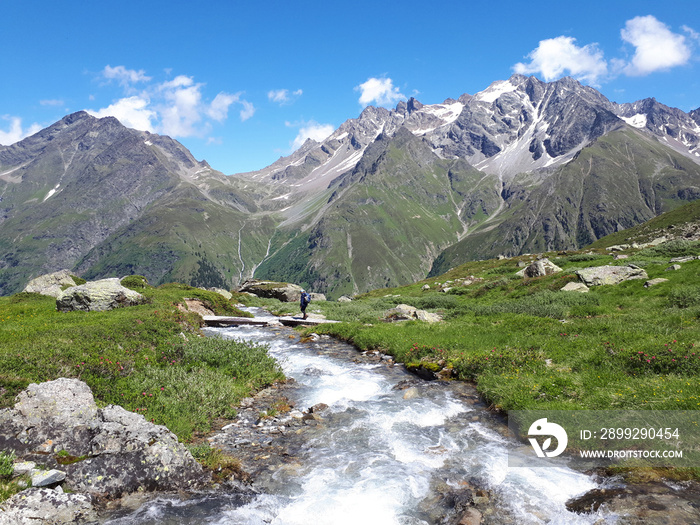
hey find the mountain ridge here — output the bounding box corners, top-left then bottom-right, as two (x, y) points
(1, 75), (700, 297)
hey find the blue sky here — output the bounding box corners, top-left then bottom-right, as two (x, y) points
(1, 0), (698, 174)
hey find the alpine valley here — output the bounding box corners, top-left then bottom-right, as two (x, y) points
(2, 74), (700, 298)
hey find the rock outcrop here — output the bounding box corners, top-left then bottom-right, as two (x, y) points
(576, 265), (648, 286)
(0, 488), (97, 525)
(644, 278), (669, 288)
(238, 280), (303, 302)
(0, 378), (207, 499)
(561, 282), (589, 293)
(384, 304), (442, 323)
(55, 278), (146, 312)
(21, 270), (77, 298)
(516, 258), (563, 278)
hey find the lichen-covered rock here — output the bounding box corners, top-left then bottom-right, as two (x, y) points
(384, 304), (442, 323)
(576, 265), (648, 286)
(337, 295), (352, 302)
(309, 292), (326, 301)
(561, 282), (589, 293)
(31, 469), (66, 487)
(22, 270), (77, 298)
(0, 378), (207, 498)
(644, 278), (669, 288)
(516, 258), (562, 278)
(208, 287), (233, 300)
(56, 278), (146, 312)
(0, 487), (96, 525)
(237, 279), (303, 302)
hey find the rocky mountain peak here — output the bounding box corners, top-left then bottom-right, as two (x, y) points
(406, 97), (423, 114)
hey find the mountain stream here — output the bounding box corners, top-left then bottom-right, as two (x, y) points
(105, 309), (616, 524)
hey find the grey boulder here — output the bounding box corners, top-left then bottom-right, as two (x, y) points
(576, 265), (648, 286)
(238, 279), (303, 302)
(516, 258), (562, 278)
(22, 270), (77, 298)
(0, 378), (206, 498)
(560, 282), (589, 293)
(384, 304), (442, 323)
(56, 278), (146, 312)
(0, 488), (96, 525)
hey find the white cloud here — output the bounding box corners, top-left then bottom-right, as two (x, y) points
(0, 116), (42, 145)
(268, 89), (289, 103)
(208, 92), (255, 123)
(355, 77), (405, 107)
(514, 36), (608, 85)
(159, 77), (203, 136)
(683, 25), (700, 41)
(239, 100), (255, 121)
(288, 120), (334, 150)
(208, 92), (240, 122)
(268, 88), (303, 105)
(102, 65), (151, 87)
(159, 75), (194, 90)
(621, 16), (692, 76)
(87, 65), (254, 139)
(87, 96), (156, 132)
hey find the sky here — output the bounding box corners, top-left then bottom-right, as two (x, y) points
(1, 0), (698, 174)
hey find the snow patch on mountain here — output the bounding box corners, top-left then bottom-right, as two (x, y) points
(473, 79), (518, 103)
(238, 75), (700, 197)
(621, 114), (648, 128)
(43, 184), (60, 202)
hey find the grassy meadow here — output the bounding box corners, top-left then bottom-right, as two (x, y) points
(302, 242), (700, 415)
(2, 238), (700, 488)
(0, 281), (283, 442)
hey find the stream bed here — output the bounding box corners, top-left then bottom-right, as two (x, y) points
(105, 313), (621, 524)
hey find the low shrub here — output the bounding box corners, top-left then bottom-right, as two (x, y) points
(405, 294), (459, 311)
(452, 346), (545, 380)
(70, 275), (87, 286)
(562, 253), (610, 263)
(622, 341), (700, 375)
(121, 275), (149, 290)
(0, 451), (15, 480)
(637, 239), (700, 258)
(187, 443), (247, 482)
(668, 286), (700, 309)
(452, 291), (600, 319)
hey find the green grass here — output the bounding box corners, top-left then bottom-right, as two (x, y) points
(0, 283), (283, 442)
(296, 252), (700, 426)
(0, 450), (24, 503)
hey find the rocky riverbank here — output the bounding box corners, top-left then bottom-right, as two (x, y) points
(3, 327), (700, 524)
(0, 378), (208, 523)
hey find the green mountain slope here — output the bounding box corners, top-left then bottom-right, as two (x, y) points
(0, 112), (274, 294)
(256, 128), (502, 298)
(430, 128), (700, 276)
(75, 185), (279, 288)
(589, 198), (700, 249)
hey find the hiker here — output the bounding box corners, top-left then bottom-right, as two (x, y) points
(300, 289), (311, 320)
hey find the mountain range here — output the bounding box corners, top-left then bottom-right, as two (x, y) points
(1, 74), (699, 298)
